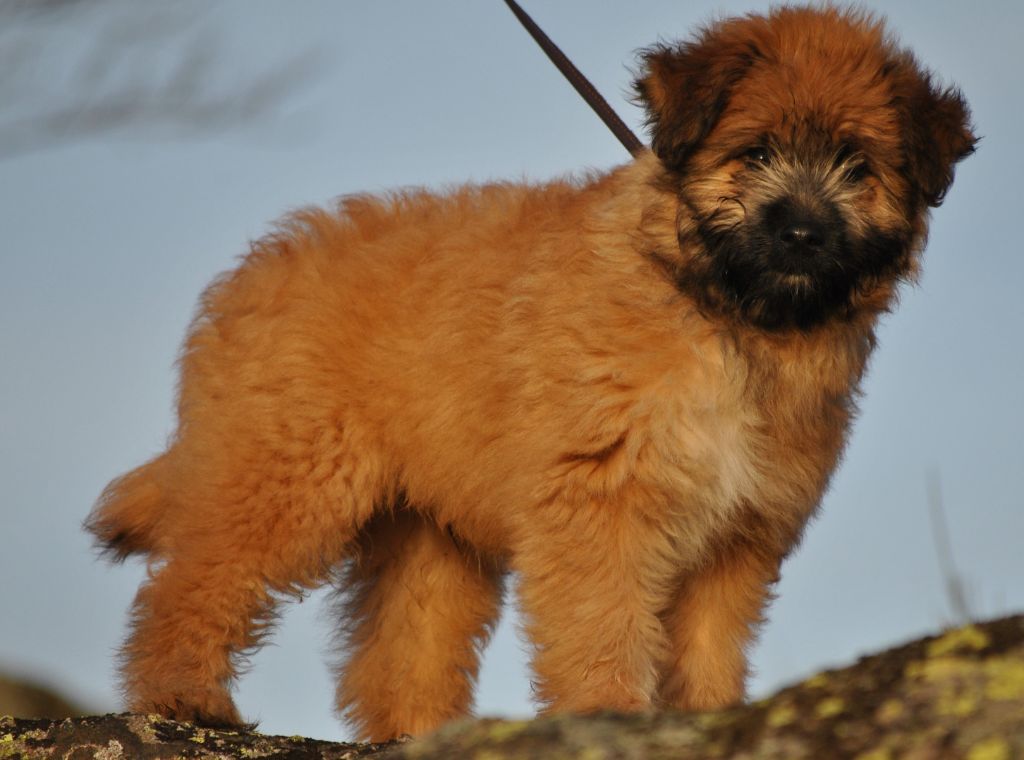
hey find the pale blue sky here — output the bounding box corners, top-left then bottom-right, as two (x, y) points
(1, 0), (1021, 742)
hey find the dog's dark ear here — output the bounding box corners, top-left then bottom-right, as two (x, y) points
(890, 54), (977, 207)
(634, 31), (758, 170)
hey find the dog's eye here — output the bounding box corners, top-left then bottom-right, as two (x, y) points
(835, 145), (870, 183)
(843, 162), (870, 183)
(743, 146), (772, 167)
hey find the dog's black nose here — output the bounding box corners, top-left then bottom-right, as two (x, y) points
(779, 222), (826, 252)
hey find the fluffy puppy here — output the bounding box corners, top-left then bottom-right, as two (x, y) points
(87, 5), (974, 742)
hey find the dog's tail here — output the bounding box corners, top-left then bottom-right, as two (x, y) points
(85, 455), (169, 561)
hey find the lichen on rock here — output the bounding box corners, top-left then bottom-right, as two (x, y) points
(2, 614), (1022, 759)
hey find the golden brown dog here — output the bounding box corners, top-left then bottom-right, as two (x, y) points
(87, 6), (974, 741)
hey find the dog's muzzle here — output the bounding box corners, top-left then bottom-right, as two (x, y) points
(763, 198), (843, 272)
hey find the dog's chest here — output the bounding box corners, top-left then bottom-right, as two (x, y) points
(649, 338), (856, 552)
(656, 375), (764, 517)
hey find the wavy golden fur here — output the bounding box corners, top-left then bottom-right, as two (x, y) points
(87, 5), (974, 741)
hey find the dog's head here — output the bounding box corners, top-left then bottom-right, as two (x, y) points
(634, 6), (976, 330)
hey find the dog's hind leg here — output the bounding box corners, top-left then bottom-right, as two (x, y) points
(334, 509), (505, 741)
(118, 430), (384, 727)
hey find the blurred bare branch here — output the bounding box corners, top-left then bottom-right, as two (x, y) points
(0, 0), (89, 14)
(0, 1), (321, 159)
(926, 470), (973, 626)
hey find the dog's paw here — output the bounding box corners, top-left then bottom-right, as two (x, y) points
(133, 690), (246, 729)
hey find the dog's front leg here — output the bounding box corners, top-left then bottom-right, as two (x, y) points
(515, 498), (674, 715)
(657, 539), (782, 711)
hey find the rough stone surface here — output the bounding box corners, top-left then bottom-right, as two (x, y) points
(0, 713), (399, 759)
(3, 615), (1022, 759)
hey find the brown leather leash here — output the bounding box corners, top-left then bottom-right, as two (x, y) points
(502, 0), (645, 157)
